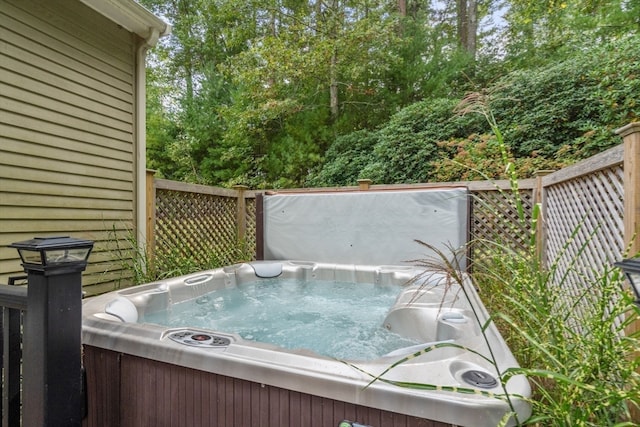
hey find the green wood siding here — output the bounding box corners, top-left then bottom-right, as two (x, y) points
(0, 0), (139, 294)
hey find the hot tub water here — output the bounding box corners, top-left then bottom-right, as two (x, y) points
(142, 278), (420, 360)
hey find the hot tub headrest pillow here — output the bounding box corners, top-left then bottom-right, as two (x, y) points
(250, 262), (283, 278)
(105, 296), (139, 323)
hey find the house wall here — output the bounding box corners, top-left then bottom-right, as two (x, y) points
(0, 0), (141, 294)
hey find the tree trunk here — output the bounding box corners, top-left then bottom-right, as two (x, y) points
(457, 0), (476, 59)
(466, 0), (477, 59)
(330, 48), (339, 120)
(398, 0), (406, 17)
(457, 0), (468, 51)
(327, 0), (340, 122)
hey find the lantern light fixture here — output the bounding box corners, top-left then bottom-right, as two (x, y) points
(10, 236), (93, 269)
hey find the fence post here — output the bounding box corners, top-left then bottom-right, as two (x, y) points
(2, 277), (27, 426)
(357, 179), (372, 191)
(146, 170), (157, 269)
(233, 185), (249, 243)
(255, 193), (264, 260)
(533, 170), (554, 266)
(8, 237), (93, 427)
(617, 123), (640, 256)
(616, 122), (640, 423)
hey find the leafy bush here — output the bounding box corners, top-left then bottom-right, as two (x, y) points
(490, 35), (639, 161)
(312, 98), (486, 185)
(310, 35), (640, 186)
(306, 129), (379, 187)
(372, 98), (485, 183)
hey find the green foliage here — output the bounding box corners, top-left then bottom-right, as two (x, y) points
(108, 225), (237, 287)
(313, 97), (487, 185)
(312, 34), (639, 185)
(435, 34), (640, 182)
(143, 0), (639, 188)
(107, 227), (156, 287)
(503, 0), (640, 67)
(490, 35), (640, 160)
(371, 98), (485, 183)
(151, 238), (255, 281)
(145, 66), (185, 180)
(361, 109), (640, 426)
(108, 225), (254, 287)
(143, 0), (479, 187)
(306, 129), (379, 186)
(476, 243), (640, 425)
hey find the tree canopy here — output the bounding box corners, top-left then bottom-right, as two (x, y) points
(142, 0), (639, 188)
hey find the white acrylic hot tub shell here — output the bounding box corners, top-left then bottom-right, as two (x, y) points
(82, 261), (531, 426)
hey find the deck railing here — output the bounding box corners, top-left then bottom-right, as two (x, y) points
(0, 276), (27, 427)
(0, 237), (91, 426)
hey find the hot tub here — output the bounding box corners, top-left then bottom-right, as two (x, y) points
(82, 261), (531, 427)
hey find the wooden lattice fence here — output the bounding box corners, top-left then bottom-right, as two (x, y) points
(147, 141), (633, 281)
(147, 125), (640, 335)
(148, 179), (257, 272)
(145, 177), (545, 275)
(466, 180), (535, 263)
(542, 145), (625, 324)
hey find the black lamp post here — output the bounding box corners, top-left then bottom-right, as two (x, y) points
(9, 236), (93, 427)
(614, 258), (640, 307)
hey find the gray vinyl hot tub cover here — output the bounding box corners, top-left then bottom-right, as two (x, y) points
(262, 187), (468, 267)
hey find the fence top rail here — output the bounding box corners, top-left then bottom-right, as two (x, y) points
(155, 178), (239, 198)
(263, 183), (467, 195)
(155, 178), (538, 201)
(542, 144), (623, 188)
(257, 179), (536, 195)
(466, 178), (536, 191)
(0, 284), (28, 310)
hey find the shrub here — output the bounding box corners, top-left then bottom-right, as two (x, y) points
(309, 35), (640, 185)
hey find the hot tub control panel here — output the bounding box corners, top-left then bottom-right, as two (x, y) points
(168, 330), (232, 348)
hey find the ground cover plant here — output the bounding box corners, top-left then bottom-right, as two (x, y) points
(109, 226), (254, 288)
(474, 237), (640, 426)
